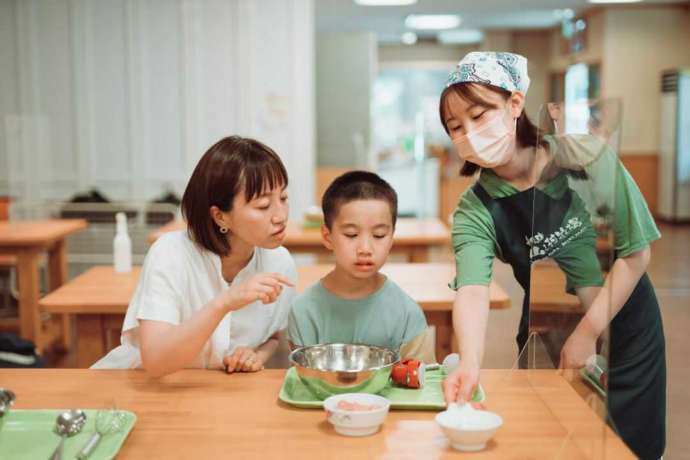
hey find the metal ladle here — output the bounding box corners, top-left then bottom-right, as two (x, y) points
(49, 409), (87, 460)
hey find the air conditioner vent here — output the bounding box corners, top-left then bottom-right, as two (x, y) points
(661, 70), (678, 93)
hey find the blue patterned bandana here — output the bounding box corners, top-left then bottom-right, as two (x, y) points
(445, 51), (530, 95)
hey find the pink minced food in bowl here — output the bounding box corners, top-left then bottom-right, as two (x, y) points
(336, 400), (383, 412)
(324, 393), (391, 437)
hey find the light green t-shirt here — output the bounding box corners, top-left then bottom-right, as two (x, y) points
(449, 134), (661, 293)
(287, 278), (428, 351)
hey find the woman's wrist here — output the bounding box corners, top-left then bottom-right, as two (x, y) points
(577, 313), (604, 340)
(255, 338), (279, 363)
(460, 347), (482, 367)
(254, 350), (269, 366)
(215, 291), (239, 314)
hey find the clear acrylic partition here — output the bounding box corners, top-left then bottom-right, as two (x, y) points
(486, 100), (622, 458)
(522, 99), (622, 458)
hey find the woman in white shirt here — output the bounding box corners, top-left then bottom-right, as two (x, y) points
(93, 136), (297, 377)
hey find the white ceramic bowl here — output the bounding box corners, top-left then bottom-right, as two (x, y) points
(323, 393), (390, 437)
(435, 403), (503, 452)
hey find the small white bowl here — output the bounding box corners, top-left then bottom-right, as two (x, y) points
(435, 403), (503, 452)
(323, 393), (390, 437)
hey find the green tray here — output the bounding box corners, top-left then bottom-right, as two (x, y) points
(279, 367), (485, 410)
(0, 409), (136, 460)
(580, 368), (607, 398)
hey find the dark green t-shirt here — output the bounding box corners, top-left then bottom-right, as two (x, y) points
(450, 134), (660, 293)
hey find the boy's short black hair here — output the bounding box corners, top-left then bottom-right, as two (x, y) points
(321, 170), (397, 229)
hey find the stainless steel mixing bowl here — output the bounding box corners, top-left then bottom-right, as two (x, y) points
(288, 343), (399, 400)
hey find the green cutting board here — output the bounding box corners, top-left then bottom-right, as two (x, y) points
(279, 367), (485, 410)
(0, 409), (136, 460)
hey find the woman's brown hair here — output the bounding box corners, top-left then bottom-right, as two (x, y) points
(439, 83), (547, 176)
(181, 136), (288, 256)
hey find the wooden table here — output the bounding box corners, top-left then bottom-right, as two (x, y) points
(39, 266), (141, 367)
(0, 255), (16, 266)
(40, 264), (510, 367)
(529, 264), (590, 367)
(530, 264), (582, 315)
(0, 219), (88, 350)
(530, 264), (587, 332)
(148, 218), (451, 262)
(2, 368), (634, 459)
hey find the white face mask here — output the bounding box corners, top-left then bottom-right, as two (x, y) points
(451, 109), (517, 168)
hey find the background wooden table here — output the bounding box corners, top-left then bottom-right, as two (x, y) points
(529, 263), (584, 334)
(40, 264), (510, 367)
(0, 219), (88, 351)
(39, 266), (141, 367)
(530, 264), (582, 314)
(2, 368), (634, 459)
(529, 264), (604, 368)
(148, 218), (451, 262)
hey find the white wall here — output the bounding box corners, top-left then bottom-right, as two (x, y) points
(602, 6), (690, 154)
(378, 42), (474, 64)
(512, 30), (551, 120)
(480, 31), (512, 54)
(1, 0), (315, 220)
(316, 32), (376, 168)
(0, 0), (18, 194)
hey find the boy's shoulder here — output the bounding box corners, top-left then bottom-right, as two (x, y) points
(291, 281), (325, 314)
(381, 278), (417, 306)
(381, 280), (427, 332)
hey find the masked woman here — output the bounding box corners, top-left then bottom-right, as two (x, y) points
(440, 52), (665, 460)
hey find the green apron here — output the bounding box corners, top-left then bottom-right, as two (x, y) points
(473, 181), (666, 460)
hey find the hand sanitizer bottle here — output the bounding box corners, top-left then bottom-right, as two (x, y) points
(114, 212), (132, 273)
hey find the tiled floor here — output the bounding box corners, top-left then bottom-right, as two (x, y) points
(648, 224), (690, 460)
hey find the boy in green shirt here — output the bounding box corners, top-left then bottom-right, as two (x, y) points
(288, 171), (435, 363)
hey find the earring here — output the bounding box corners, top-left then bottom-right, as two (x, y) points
(219, 226), (228, 234)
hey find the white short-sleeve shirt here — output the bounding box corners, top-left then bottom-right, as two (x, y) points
(92, 230), (297, 369)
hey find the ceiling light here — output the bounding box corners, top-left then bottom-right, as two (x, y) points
(401, 32), (418, 45)
(438, 29), (484, 45)
(405, 14), (461, 30)
(354, 0), (417, 5)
